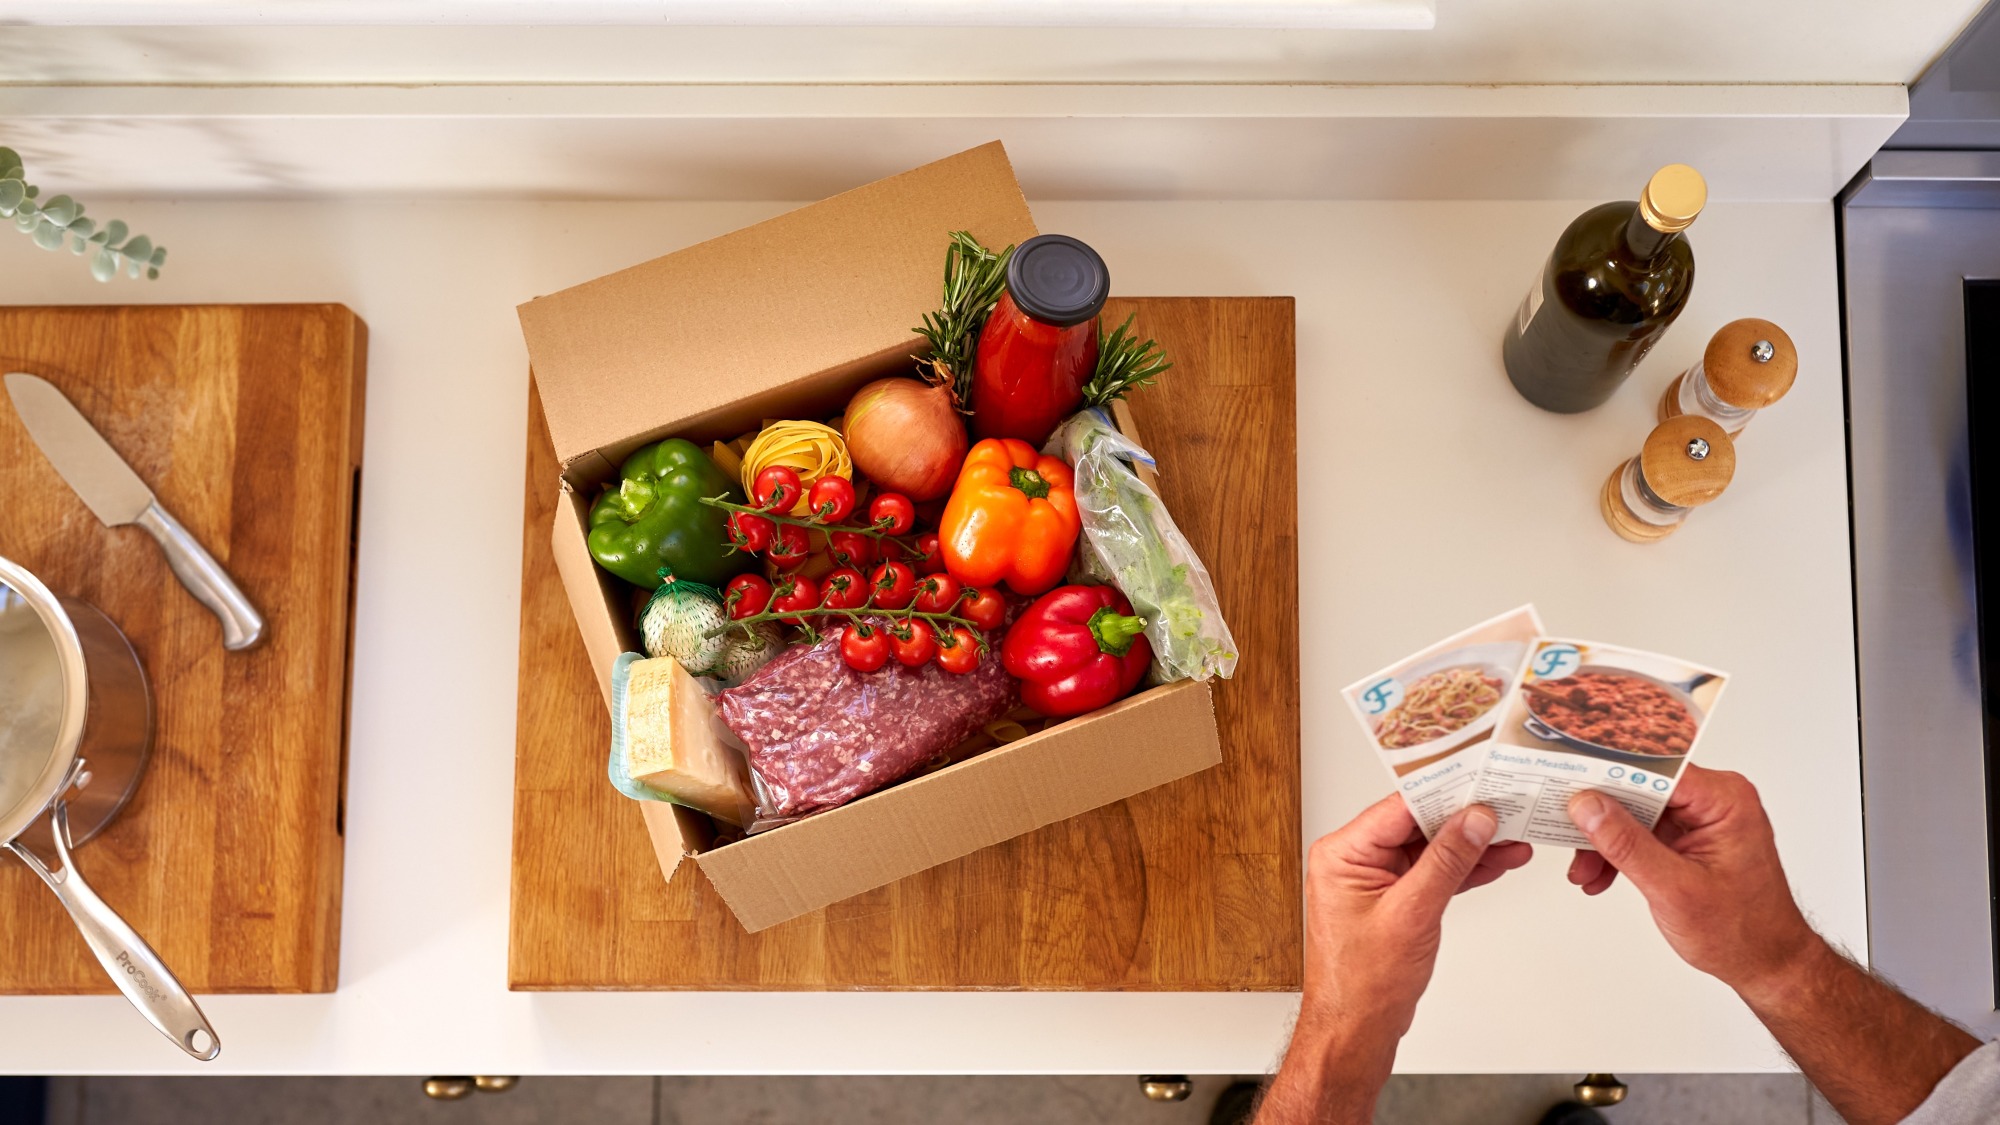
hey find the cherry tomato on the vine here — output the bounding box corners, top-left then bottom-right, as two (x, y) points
(890, 621), (938, 667)
(724, 574), (772, 619)
(727, 511), (775, 554)
(828, 529), (878, 570)
(752, 465), (803, 512)
(767, 523), (811, 570)
(958, 586), (1006, 633)
(819, 567), (868, 611)
(912, 573), (962, 615)
(840, 622), (890, 673)
(934, 626), (981, 675)
(807, 476), (857, 524)
(869, 492), (917, 536)
(869, 560), (917, 610)
(910, 531), (947, 575)
(768, 575), (819, 625)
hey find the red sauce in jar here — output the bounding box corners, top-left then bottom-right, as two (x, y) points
(971, 234), (1108, 447)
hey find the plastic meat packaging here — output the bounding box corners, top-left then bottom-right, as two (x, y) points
(1049, 408), (1238, 682)
(716, 624), (1019, 827)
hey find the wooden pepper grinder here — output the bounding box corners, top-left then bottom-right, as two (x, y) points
(1658, 318), (1797, 435)
(1601, 415), (1736, 542)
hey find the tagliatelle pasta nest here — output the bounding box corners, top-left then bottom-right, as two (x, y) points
(738, 420), (852, 515)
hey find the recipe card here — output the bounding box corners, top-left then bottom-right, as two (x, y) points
(1342, 606), (1543, 838)
(1474, 638), (1727, 847)
(1344, 608), (1729, 846)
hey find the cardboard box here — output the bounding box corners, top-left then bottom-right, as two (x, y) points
(518, 142), (1223, 933)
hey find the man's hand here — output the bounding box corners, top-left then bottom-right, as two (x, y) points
(1567, 765), (1981, 1125)
(1256, 798), (1531, 1125)
(1304, 796), (1531, 1036)
(1564, 764), (1816, 998)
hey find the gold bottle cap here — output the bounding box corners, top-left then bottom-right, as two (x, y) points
(1639, 164), (1707, 234)
(1703, 317), (1797, 409)
(1638, 414), (1735, 508)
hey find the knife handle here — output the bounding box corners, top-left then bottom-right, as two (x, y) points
(135, 500), (266, 651)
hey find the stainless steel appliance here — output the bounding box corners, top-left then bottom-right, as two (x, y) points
(1844, 0), (2000, 1039)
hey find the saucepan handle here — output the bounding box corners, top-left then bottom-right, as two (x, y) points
(1524, 716), (1564, 743)
(7, 801), (220, 1061)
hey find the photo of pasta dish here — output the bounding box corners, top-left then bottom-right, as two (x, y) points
(1525, 671), (1696, 756)
(1374, 666), (1506, 749)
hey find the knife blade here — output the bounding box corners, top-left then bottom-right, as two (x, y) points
(6, 372), (265, 651)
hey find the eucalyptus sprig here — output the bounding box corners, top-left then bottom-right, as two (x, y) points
(914, 230), (1013, 408)
(0, 146), (166, 282)
(1083, 311), (1172, 407)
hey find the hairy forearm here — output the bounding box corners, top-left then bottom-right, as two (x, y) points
(1253, 1009), (1400, 1125)
(1738, 936), (1981, 1125)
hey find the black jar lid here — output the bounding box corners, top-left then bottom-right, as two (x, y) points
(1006, 234), (1110, 328)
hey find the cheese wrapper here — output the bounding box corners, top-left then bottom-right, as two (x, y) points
(609, 652), (757, 828)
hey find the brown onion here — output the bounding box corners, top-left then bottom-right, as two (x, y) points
(843, 377), (969, 501)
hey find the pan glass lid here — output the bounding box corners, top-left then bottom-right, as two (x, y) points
(0, 578), (65, 822)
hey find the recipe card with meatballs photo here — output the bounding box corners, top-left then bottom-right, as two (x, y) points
(1473, 638), (1728, 847)
(1342, 605), (1544, 838)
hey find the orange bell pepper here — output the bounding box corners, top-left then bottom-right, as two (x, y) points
(939, 438), (1081, 596)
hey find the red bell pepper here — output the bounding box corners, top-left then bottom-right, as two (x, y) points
(1000, 585), (1152, 718)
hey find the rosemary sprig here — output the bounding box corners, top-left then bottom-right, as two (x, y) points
(913, 230), (1014, 408)
(1083, 311), (1173, 407)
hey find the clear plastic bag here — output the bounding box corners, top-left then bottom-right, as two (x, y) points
(715, 623), (1019, 830)
(1048, 408), (1239, 683)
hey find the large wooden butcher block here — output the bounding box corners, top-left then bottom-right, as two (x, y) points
(510, 297), (1299, 989)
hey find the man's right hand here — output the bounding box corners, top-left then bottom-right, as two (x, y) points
(1565, 764), (1820, 1000)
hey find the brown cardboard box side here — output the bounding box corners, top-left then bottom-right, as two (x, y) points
(520, 142), (1226, 931)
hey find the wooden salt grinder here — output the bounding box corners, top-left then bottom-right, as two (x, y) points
(1659, 317), (1798, 435)
(1601, 415), (1737, 542)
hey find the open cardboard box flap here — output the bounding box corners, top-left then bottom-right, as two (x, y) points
(517, 140), (1223, 933)
(519, 141), (1038, 473)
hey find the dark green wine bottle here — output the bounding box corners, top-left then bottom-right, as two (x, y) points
(1503, 164), (1706, 413)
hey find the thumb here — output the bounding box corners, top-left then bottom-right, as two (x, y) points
(1568, 790), (1681, 895)
(1392, 804), (1498, 916)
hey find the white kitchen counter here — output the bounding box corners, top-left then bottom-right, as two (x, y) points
(0, 195), (1861, 1076)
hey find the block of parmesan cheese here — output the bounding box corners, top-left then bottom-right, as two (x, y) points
(611, 654), (758, 828)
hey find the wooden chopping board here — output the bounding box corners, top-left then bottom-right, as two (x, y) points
(510, 298), (1299, 989)
(0, 305), (364, 994)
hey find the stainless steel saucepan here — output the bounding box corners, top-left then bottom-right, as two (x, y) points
(0, 554), (219, 1061)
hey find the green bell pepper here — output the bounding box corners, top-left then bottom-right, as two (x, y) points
(587, 438), (750, 589)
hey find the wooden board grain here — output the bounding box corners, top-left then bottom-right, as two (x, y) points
(0, 305), (363, 994)
(509, 297), (1298, 989)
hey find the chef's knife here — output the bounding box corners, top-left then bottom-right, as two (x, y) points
(5, 372), (265, 651)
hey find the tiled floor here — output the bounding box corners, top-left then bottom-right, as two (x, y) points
(36, 1073), (1843, 1125)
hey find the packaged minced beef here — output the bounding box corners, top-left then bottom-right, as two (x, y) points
(716, 624), (1018, 826)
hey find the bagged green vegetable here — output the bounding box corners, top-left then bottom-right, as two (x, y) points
(1048, 408), (1238, 683)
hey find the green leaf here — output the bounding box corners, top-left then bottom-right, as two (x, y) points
(0, 148), (18, 172)
(0, 179), (21, 215)
(70, 232), (88, 255)
(40, 194), (76, 227)
(149, 245), (166, 266)
(14, 210), (37, 233)
(90, 247), (117, 282)
(67, 216), (93, 238)
(102, 219), (127, 247)
(32, 219), (65, 251)
(120, 235), (151, 263)
(23, 184), (38, 199)
(146, 267), (158, 280)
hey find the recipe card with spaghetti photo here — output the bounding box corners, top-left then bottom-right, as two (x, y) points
(1342, 605), (1544, 838)
(1473, 638), (1728, 847)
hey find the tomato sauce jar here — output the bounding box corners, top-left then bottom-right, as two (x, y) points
(971, 234), (1108, 447)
